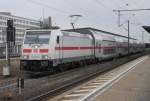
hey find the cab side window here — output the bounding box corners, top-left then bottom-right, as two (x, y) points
(56, 36), (60, 44)
(99, 43), (101, 53)
(96, 42), (101, 53)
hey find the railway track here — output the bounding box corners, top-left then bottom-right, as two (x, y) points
(52, 56), (147, 101)
(0, 52), (148, 101)
(26, 52), (148, 101)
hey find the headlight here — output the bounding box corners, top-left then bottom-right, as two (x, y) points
(23, 55), (29, 59)
(34, 45), (38, 49)
(42, 55), (49, 59)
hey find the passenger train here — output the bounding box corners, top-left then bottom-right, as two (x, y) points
(20, 27), (145, 72)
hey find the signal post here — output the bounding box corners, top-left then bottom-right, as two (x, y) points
(3, 20), (15, 77)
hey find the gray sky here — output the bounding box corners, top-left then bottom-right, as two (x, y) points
(1, 0), (150, 42)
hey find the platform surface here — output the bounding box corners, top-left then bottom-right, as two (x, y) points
(93, 55), (150, 101)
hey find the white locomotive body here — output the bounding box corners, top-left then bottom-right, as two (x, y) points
(21, 29), (95, 71)
(20, 28), (145, 72)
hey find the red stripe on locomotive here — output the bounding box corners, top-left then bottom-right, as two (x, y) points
(39, 49), (49, 53)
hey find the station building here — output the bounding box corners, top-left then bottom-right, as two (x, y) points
(0, 12), (41, 57)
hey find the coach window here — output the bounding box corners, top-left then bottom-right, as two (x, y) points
(56, 36), (60, 44)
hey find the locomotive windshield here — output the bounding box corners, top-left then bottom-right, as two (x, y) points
(24, 31), (50, 44)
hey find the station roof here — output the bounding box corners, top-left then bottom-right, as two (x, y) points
(143, 26), (150, 33)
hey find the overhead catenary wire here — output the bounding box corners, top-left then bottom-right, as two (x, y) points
(26, 0), (102, 28)
(93, 0), (116, 13)
(113, 0), (150, 29)
(62, 0), (89, 13)
(93, 0), (131, 32)
(64, 0), (118, 28)
(26, 0), (121, 27)
(25, 0), (150, 35)
(129, 0), (150, 19)
(114, 0), (150, 41)
(25, 0), (71, 15)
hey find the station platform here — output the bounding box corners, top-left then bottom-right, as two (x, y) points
(93, 55), (150, 101)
